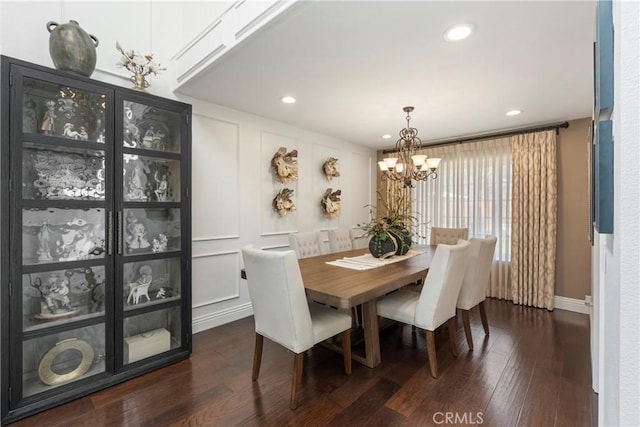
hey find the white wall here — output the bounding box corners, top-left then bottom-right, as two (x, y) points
(597, 1), (640, 425)
(186, 100), (375, 331)
(0, 1), (377, 334)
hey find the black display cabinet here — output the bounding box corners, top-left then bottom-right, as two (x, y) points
(1, 55), (192, 423)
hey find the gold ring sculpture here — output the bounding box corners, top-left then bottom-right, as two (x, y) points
(38, 338), (94, 386)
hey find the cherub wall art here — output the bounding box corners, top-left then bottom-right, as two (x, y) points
(321, 188), (342, 219)
(271, 147), (298, 183)
(273, 188), (296, 217)
(322, 157), (340, 181)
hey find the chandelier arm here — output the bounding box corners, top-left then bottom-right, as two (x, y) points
(411, 169), (438, 182)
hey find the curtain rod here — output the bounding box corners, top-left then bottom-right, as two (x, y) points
(382, 121), (570, 154)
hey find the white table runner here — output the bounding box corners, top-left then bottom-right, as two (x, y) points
(326, 249), (423, 270)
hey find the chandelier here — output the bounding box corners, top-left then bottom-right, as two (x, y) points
(378, 106), (441, 188)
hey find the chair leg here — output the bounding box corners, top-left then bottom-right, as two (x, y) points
(290, 352), (305, 410)
(479, 301), (490, 335)
(341, 330), (352, 375)
(447, 317), (458, 357)
(425, 330), (438, 378)
(252, 333), (263, 381)
(461, 309), (474, 351)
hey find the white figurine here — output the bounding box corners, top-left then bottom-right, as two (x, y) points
(127, 265), (152, 304)
(43, 275), (72, 313)
(63, 123), (81, 139)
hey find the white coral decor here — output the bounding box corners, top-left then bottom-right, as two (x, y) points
(116, 41), (166, 77)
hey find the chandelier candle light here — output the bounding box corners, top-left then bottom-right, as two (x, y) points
(378, 106), (441, 188)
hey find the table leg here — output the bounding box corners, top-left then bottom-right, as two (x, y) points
(362, 300), (381, 368)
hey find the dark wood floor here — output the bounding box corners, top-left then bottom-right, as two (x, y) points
(12, 299), (596, 426)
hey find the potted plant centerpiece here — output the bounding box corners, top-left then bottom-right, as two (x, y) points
(359, 192), (415, 259)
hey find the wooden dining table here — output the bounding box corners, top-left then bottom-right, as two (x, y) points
(298, 245), (436, 368)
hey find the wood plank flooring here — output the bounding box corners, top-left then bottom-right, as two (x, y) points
(11, 299), (596, 426)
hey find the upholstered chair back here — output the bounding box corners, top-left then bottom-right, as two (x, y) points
(350, 229), (369, 250)
(241, 246), (314, 353)
(457, 235), (497, 310)
(415, 240), (471, 331)
(288, 231), (324, 259)
(430, 227), (469, 245)
(328, 228), (354, 253)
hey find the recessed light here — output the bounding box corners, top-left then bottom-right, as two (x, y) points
(506, 110), (522, 116)
(443, 24), (473, 42)
(281, 96), (296, 104)
(382, 134), (392, 139)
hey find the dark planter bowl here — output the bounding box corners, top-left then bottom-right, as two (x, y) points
(368, 233), (397, 259)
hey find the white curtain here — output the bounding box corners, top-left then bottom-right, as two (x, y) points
(412, 137), (512, 298)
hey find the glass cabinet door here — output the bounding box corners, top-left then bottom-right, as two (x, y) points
(11, 69), (113, 401)
(117, 95), (189, 367)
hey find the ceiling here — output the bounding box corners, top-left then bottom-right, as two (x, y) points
(176, 1), (596, 150)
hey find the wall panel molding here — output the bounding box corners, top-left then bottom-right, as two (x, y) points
(234, 0), (287, 39)
(192, 249), (239, 259)
(192, 251), (241, 310)
(260, 230), (297, 237)
(192, 235), (240, 242)
(192, 114), (241, 239)
(193, 294), (239, 309)
(260, 244), (289, 250)
(174, 1), (299, 88)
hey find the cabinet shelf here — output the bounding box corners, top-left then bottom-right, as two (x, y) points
(123, 146), (181, 160)
(22, 312), (106, 340)
(22, 133), (108, 151)
(123, 296), (181, 316)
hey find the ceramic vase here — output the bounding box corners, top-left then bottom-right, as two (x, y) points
(47, 20), (99, 77)
(131, 73), (150, 91)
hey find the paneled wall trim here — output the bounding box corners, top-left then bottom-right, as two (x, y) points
(192, 251), (241, 308)
(192, 113), (241, 240)
(261, 244), (289, 250)
(174, 0), (298, 85)
(193, 235), (240, 242)
(261, 231), (297, 237)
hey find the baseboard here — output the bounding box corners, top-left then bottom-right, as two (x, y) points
(192, 302), (253, 334)
(554, 295), (591, 314)
(191, 297), (589, 332)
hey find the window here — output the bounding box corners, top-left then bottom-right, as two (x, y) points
(412, 138), (512, 261)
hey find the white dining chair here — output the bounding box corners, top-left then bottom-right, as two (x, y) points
(376, 240), (471, 378)
(457, 235), (497, 350)
(430, 227), (469, 245)
(241, 245), (352, 409)
(350, 229), (369, 250)
(328, 228), (354, 253)
(288, 231), (325, 258)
